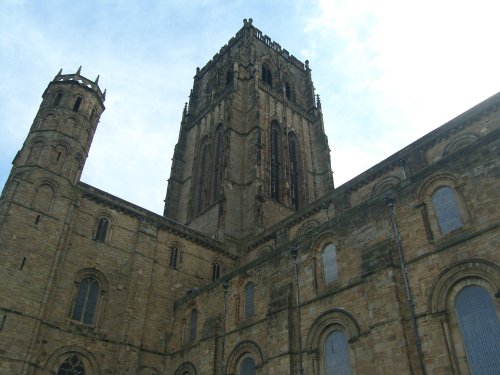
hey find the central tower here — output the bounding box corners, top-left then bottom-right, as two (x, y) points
(164, 19), (333, 239)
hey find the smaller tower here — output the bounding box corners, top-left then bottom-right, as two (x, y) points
(1, 68), (105, 206)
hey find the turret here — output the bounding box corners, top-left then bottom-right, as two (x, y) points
(1, 67), (105, 220)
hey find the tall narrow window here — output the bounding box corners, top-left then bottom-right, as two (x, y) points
(322, 244), (338, 285)
(226, 69), (234, 87)
(53, 92), (63, 107)
(196, 140), (210, 213)
(244, 282), (255, 319)
(170, 246), (179, 269)
(288, 132), (300, 210)
(94, 218), (109, 242)
(285, 82), (291, 99)
(455, 285), (500, 374)
(325, 330), (351, 375)
(432, 186), (463, 234)
(57, 354), (85, 375)
(212, 261), (221, 281)
(270, 122), (281, 202)
(73, 97), (82, 112)
(262, 64), (272, 87)
(239, 357), (256, 375)
(71, 276), (100, 325)
(189, 309), (198, 341)
(212, 126), (224, 202)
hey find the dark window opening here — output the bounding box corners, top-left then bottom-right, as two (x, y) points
(56, 152), (62, 161)
(212, 262), (221, 281)
(20, 257), (26, 270)
(262, 64), (273, 87)
(170, 246), (179, 269)
(226, 69), (234, 87)
(196, 141), (210, 213)
(270, 122), (280, 202)
(288, 133), (300, 210)
(35, 214), (40, 225)
(189, 309), (198, 341)
(57, 354), (85, 375)
(212, 127), (223, 202)
(71, 276), (100, 325)
(285, 82), (291, 99)
(94, 218), (109, 242)
(244, 282), (255, 319)
(0, 315), (6, 332)
(73, 97), (82, 112)
(53, 92), (63, 107)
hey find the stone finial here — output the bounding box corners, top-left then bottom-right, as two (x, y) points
(243, 18), (247, 26)
(249, 18), (253, 25)
(57, 68), (63, 76)
(76, 66), (82, 75)
(316, 94), (321, 108)
(305, 60), (309, 69)
(103, 89), (107, 100)
(95, 75), (100, 84)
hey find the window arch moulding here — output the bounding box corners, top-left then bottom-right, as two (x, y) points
(226, 339), (265, 375)
(45, 346), (100, 375)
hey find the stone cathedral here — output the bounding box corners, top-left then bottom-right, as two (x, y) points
(0, 19), (499, 375)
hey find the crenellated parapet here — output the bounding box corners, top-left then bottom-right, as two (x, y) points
(49, 67), (106, 103)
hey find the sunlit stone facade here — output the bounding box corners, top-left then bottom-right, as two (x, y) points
(1, 19), (499, 375)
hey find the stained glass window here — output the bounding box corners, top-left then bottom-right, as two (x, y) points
(322, 244), (338, 285)
(71, 277), (100, 325)
(57, 355), (85, 375)
(244, 282), (255, 319)
(325, 331), (351, 375)
(455, 285), (500, 374)
(239, 357), (256, 375)
(432, 186), (463, 234)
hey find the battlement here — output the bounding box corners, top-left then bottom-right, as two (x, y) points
(195, 18), (309, 79)
(50, 67), (106, 102)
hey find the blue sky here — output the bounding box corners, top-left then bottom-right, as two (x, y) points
(1, 0), (499, 214)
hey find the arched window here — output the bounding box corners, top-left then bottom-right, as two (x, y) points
(27, 141), (45, 164)
(57, 354), (85, 375)
(212, 261), (222, 281)
(288, 132), (300, 210)
(71, 276), (100, 325)
(244, 282), (255, 319)
(53, 92), (63, 107)
(432, 186), (463, 234)
(170, 245), (179, 269)
(324, 330), (352, 375)
(94, 217), (109, 242)
(189, 309), (198, 341)
(212, 126), (224, 202)
(196, 140), (210, 214)
(33, 184), (55, 213)
(270, 121), (281, 202)
(455, 285), (500, 374)
(73, 97), (82, 112)
(239, 357), (256, 375)
(262, 64), (272, 87)
(322, 244), (338, 285)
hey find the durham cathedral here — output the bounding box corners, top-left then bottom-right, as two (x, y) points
(0, 19), (499, 375)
